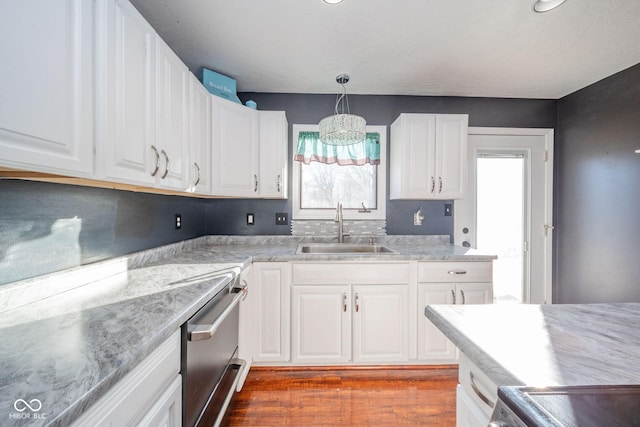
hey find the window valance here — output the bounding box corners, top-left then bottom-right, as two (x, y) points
(294, 131), (380, 166)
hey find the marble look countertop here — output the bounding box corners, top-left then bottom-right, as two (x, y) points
(0, 235), (494, 426)
(425, 303), (640, 388)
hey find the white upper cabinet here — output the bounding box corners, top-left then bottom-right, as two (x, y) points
(211, 97), (259, 197)
(0, 0), (94, 177)
(390, 113), (468, 199)
(97, 0), (189, 190)
(154, 36), (189, 190)
(188, 74), (212, 194)
(95, 0), (157, 186)
(258, 111), (288, 199)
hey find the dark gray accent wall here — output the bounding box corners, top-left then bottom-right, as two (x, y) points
(0, 180), (206, 285)
(205, 93), (557, 236)
(555, 63), (640, 303)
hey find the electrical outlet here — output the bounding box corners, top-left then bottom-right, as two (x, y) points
(276, 213), (288, 225)
(444, 204), (452, 217)
(246, 213), (255, 225)
(175, 214), (182, 229)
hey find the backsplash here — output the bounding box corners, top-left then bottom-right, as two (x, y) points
(291, 220), (386, 237)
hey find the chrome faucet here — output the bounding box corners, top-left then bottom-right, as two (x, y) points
(335, 202), (349, 243)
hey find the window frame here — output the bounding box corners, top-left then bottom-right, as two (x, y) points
(292, 124), (387, 220)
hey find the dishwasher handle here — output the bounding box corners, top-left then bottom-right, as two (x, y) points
(188, 283), (246, 341)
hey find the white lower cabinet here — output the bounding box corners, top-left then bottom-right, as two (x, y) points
(71, 330), (181, 427)
(418, 262), (493, 363)
(292, 285), (351, 364)
(456, 353), (498, 427)
(290, 262), (412, 365)
(292, 284), (410, 364)
(250, 262), (291, 362)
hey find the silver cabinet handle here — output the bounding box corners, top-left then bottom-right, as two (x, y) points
(430, 176), (435, 193)
(277, 174), (281, 193)
(439, 176), (443, 193)
(150, 145), (160, 177)
(448, 270), (467, 275)
(355, 293), (360, 313)
(193, 162), (201, 187)
(254, 174), (258, 192)
(241, 279), (248, 301)
(451, 289), (456, 305)
(461, 290), (466, 304)
(160, 149), (169, 179)
(343, 292), (347, 312)
(470, 371), (495, 408)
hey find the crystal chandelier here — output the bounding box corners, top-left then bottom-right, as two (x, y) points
(319, 74), (366, 146)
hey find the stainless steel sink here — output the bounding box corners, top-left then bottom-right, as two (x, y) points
(295, 243), (397, 255)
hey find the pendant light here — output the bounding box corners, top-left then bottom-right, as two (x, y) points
(319, 74), (366, 146)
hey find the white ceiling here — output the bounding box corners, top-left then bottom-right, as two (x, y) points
(130, 0), (640, 99)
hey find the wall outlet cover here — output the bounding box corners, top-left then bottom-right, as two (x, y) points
(246, 213), (255, 225)
(276, 213), (288, 225)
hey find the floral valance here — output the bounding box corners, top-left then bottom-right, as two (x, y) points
(294, 131), (380, 166)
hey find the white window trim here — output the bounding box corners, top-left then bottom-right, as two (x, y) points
(292, 124), (387, 220)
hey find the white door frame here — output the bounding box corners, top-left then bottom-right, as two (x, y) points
(454, 127), (554, 304)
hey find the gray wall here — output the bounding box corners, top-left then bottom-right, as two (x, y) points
(555, 63), (640, 303)
(206, 93), (557, 236)
(0, 94), (557, 285)
(0, 180), (206, 284)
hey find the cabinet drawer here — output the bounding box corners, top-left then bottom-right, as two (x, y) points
(418, 262), (492, 283)
(71, 330), (181, 427)
(292, 263), (411, 285)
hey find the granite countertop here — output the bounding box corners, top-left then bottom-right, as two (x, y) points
(425, 303), (640, 388)
(0, 235), (494, 426)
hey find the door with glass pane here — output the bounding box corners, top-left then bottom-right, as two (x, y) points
(454, 128), (554, 304)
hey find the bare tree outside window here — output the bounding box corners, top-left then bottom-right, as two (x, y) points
(300, 162), (377, 209)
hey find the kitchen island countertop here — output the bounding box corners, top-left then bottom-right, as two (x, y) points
(0, 235), (494, 426)
(425, 302), (640, 388)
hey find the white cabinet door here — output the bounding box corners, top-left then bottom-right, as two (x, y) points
(292, 285), (351, 364)
(418, 283), (457, 361)
(390, 114), (436, 199)
(352, 285), (410, 363)
(154, 37), (189, 190)
(435, 114), (468, 199)
(95, 0), (156, 185)
(188, 75), (212, 194)
(0, 0), (93, 177)
(456, 384), (491, 427)
(258, 111), (288, 198)
(456, 282), (493, 305)
(252, 263), (291, 362)
(136, 375), (181, 427)
(390, 113), (468, 200)
(211, 97), (259, 197)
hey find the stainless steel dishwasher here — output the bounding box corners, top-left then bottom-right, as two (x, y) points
(182, 269), (247, 427)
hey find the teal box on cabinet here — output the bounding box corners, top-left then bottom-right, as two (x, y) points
(201, 68), (241, 103)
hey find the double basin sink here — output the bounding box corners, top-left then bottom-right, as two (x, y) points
(295, 242), (397, 255)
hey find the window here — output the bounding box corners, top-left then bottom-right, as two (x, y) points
(292, 124), (387, 220)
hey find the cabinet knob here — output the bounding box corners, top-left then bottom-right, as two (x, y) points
(461, 290), (466, 304)
(430, 176), (435, 193)
(343, 292), (347, 312)
(355, 293), (360, 313)
(438, 176), (443, 193)
(451, 289), (456, 304)
(254, 174), (259, 192)
(277, 174), (281, 193)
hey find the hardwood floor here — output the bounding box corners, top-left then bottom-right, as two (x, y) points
(227, 366), (458, 426)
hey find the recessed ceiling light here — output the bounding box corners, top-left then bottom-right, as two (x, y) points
(533, 0), (566, 12)
(635, 149), (640, 154)
(323, 0), (344, 4)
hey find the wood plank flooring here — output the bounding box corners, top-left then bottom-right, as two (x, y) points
(227, 366), (458, 426)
